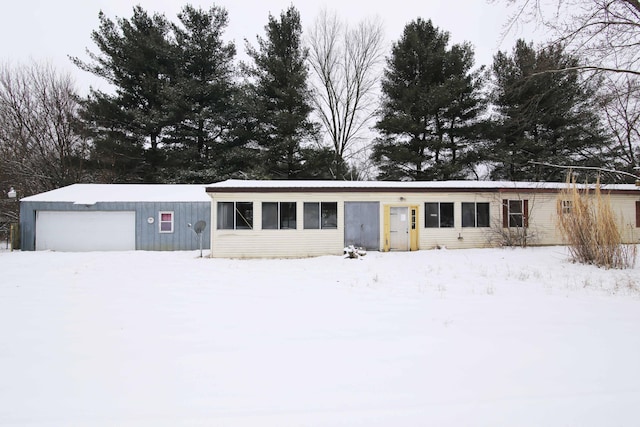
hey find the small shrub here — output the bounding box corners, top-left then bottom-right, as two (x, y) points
(485, 218), (538, 248)
(556, 176), (637, 269)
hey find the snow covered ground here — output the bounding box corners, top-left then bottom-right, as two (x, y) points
(1, 246), (640, 426)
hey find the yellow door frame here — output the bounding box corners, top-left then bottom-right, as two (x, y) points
(383, 204), (419, 252)
(409, 205), (419, 251)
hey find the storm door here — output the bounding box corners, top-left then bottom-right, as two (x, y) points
(389, 206), (409, 251)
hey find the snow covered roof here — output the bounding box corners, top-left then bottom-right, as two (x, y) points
(21, 184), (211, 203)
(206, 179), (640, 193)
(19, 180), (640, 204)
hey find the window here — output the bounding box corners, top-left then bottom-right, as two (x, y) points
(502, 199), (528, 228)
(411, 208), (417, 230)
(280, 202), (296, 229)
(508, 200), (523, 227)
(217, 202), (253, 230)
(636, 201), (640, 228)
(462, 202), (490, 228)
(262, 202), (278, 229)
(424, 202), (454, 228)
(159, 211), (174, 233)
(262, 202), (297, 230)
(304, 202), (338, 229)
(561, 200), (572, 215)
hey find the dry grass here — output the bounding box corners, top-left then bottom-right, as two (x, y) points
(556, 177), (636, 269)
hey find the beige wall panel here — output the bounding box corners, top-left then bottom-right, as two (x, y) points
(208, 188), (640, 257)
(212, 230), (343, 258)
(210, 193), (345, 258)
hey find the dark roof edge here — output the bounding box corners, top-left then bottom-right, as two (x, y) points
(205, 186), (637, 195)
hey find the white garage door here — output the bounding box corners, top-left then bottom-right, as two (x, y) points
(36, 211), (136, 251)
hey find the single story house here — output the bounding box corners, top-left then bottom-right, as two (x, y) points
(205, 179), (640, 258)
(20, 184), (210, 251)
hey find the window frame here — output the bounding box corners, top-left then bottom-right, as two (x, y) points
(262, 202), (279, 230)
(462, 202), (490, 228)
(280, 202), (297, 229)
(234, 202), (254, 230)
(508, 200), (523, 227)
(502, 199), (528, 228)
(262, 202), (297, 230)
(304, 202), (338, 230)
(216, 201), (253, 230)
(424, 202), (454, 228)
(159, 211), (174, 234)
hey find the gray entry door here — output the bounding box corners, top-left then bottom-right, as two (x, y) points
(389, 206), (409, 251)
(344, 202), (380, 250)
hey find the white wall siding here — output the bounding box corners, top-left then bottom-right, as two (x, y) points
(212, 230), (343, 258)
(598, 194), (638, 243)
(208, 188), (640, 258)
(210, 193), (345, 258)
(415, 193), (500, 250)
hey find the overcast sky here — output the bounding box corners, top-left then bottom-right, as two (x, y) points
(0, 0), (541, 93)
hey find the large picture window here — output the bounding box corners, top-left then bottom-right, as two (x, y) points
(424, 202), (454, 228)
(304, 202), (338, 229)
(462, 202), (490, 228)
(217, 202), (253, 230)
(262, 202), (297, 230)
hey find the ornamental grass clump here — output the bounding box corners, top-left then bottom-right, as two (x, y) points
(556, 177), (636, 269)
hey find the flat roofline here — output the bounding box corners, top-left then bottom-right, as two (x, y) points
(205, 186), (637, 195)
(206, 179), (639, 193)
(206, 186), (499, 193)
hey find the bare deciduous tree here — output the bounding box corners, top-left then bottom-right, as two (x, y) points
(599, 75), (640, 173)
(496, 0), (640, 175)
(0, 61), (89, 219)
(307, 10), (384, 179)
(497, 0), (640, 76)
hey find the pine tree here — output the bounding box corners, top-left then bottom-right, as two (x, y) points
(488, 39), (609, 181)
(243, 6), (318, 179)
(166, 5), (240, 183)
(372, 18), (485, 181)
(72, 6), (176, 181)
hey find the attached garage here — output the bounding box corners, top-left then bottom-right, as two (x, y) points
(19, 184), (211, 252)
(35, 211), (136, 251)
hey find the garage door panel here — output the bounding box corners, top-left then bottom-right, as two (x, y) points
(36, 211), (136, 251)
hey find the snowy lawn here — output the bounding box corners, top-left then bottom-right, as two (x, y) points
(1, 246), (640, 426)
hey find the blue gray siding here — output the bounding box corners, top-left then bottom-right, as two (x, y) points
(344, 202), (380, 250)
(20, 201), (210, 251)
